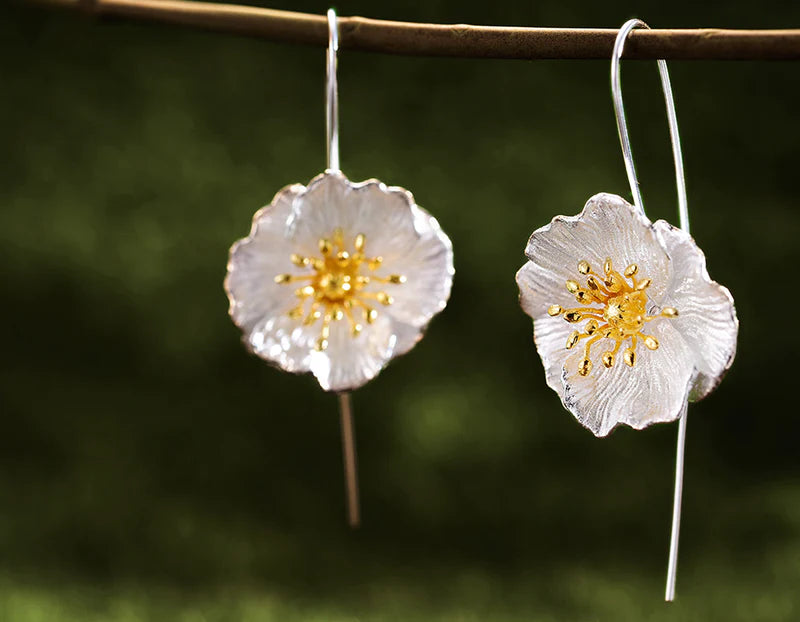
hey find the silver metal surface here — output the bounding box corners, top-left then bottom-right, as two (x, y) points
(611, 19), (689, 233)
(326, 8), (340, 172)
(611, 19), (690, 602)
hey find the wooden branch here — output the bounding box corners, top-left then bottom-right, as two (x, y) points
(31, 0), (800, 60)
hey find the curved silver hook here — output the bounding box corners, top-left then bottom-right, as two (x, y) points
(611, 19), (689, 234)
(326, 8), (340, 172)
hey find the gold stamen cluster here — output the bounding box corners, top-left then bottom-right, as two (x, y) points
(274, 228), (406, 352)
(547, 258), (679, 376)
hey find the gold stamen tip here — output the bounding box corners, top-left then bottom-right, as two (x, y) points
(644, 336), (659, 350)
(604, 258), (613, 274)
(334, 309), (344, 321)
(565, 280), (579, 294)
(297, 285), (315, 297)
(586, 277), (600, 291)
(586, 320), (599, 335)
(388, 274), (406, 284)
(352, 323), (363, 336)
(315, 337), (328, 352)
(602, 352), (615, 368)
(356, 276), (370, 286)
(624, 263), (638, 277)
(303, 310), (321, 325)
(377, 292), (394, 305)
(274, 273), (292, 284)
(662, 307), (679, 317)
(575, 291), (589, 303)
(319, 238), (332, 254)
(604, 274), (618, 288)
(288, 307), (304, 319)
(290, 254), (308, 267)
(341, 282), (352, 292)
(566, 331), (580, 349)
(578, 260), (591, 275)
(368, 257), (383, 270)
(564, 311), (582, 323)
(547, 305), (563, 317)
(336, 251), (350, 267)
(354, 233), (366, 252)
(366, 308), (378, 324)
(578, 358), (592, 376)
(623, 348), (636, 367)
(635, 278), (652, 291)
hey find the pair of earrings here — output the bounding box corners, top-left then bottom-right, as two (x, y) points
(223, 13), (739, 601)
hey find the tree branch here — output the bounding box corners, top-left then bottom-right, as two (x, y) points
(31, 0), (800, 60)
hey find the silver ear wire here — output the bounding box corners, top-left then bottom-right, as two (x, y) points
(611, 19), (690, 602)
(327, 8), (359, 529)
(611, 19), (689, 234)
(326, 8), (340, 172)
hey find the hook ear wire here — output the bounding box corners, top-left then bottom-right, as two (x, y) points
(612, 18), (692, 604)
(326, 8), (340, 172)
(611, 18), (689, 234)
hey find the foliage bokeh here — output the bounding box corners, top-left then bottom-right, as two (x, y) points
(1, 1), (799, 619)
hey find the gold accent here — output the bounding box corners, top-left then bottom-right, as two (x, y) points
(566, 331), (580, 349)
(275, 230), (406, 348)
(548, 257), (678, 375)
(548, 305), (563, 317)
(644, 336), (659, 350)
(623, 348), (636, 367)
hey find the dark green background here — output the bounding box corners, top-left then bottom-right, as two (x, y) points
(1, 1), (798, 620)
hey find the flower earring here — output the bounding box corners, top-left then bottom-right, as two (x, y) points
(516, 19), (738, 600)
(224, 9), (454, 527)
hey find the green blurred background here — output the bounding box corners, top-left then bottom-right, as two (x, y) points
(2, 1), (799, 620)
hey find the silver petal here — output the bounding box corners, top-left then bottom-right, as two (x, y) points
(225, 171), (453, 391)
(560, 321), (695, 437)
(653, 220), (739, 400)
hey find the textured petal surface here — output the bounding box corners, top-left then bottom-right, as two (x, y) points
(519, 193), (671, 319)
(309, 314), (400, 392)
(531, 313), (575, 393)
(560, 321), (695, 437)
(225, 171), (453, 391)
(380, 205), (454, 329)
(654, 220), (738, 400)
(225, 184), (306, 336)
(515, 193), (721, 436)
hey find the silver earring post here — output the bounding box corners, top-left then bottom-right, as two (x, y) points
(327, 8), (359, 528)
(611, 18), (690, 602)
(326, 8), (340, 172)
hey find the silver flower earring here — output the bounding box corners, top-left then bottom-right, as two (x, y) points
(516, 19), (738, 600)
(224, 9), (454, 527)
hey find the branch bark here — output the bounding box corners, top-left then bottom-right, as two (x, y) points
(31, 0), (800, 60)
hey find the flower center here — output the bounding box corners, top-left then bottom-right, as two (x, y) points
(547, 258), (678, 376)
(274, 228), (406, 352)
